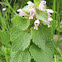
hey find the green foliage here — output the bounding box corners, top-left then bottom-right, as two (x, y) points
(34, 0), (40, 3)
(18, 0), (30, 8)
(29, 41), (54, 62)
(0, 11), (6, 29)
(22, 6), (31, 13)
(10, 49), (30, 62)
(0, 30), (9, 47)
(11, 15), (30, 30)
(10, 26), (31, 52)
(31, 25), (51, 50)
(36, 10), (48, 22)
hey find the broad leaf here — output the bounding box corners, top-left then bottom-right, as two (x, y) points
(10, 26), (31, 52)
(10, 49), (30, 62)
(11, 15), (30, 30)
(31, 25), (51, 50)
(36, 10), (48, 22)
(29, 41), (54, 62)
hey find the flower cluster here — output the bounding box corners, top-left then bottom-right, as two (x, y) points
(17, 0), (54, 30)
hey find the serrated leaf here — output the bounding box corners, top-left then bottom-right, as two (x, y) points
(11, 15), (30, 30)
(10, 49), (30, 62)
(31, 25), (51, 50)
(29, 41), (54, 62)
(10, 26), (31, 52)
(36, 10), (48, 22)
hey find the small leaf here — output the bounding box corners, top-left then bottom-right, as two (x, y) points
(10, 26), (31, 52)
(31, 25), (51, 50)
(10, 49), (30, 62)
(29, 41), (54, 62)
(11, 15), (30, 30)
(22, 6), (31, 13)
(34, 0), (40, 3)
(36, 10), (48, 22)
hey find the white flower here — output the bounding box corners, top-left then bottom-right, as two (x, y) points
(17, 9), (28, 16)
(46, 9), (54, 13)
(42, 21), (50, 28)
(2, 8), (6, 11)
(38, 1), (46, 11)
(48, 17), (53, 21)
(48, 24), (50, 28)
(29, 8), (35, 19)
(27, 1), (34, 7)
(34, 20), (40, 30)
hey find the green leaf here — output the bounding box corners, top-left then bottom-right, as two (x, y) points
(11, 15), (30, 30)
(10, 26), (31, 52)
(29, 41), (54, 62)
(22, 6), (31, 13)
(31, 25), (51, 50)
(36, 10), (48, 22)
(10, 49), (30, 62)
(34, 0), (40, 3)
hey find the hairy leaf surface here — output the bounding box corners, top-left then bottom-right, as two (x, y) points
(36, 10), (48, 22)
(10, 49), (30, 62)
(10, 26), (31, 52)
(11, 15), (30, 30)
(31, 25), (51, 50)
(29, 41), (54, 62)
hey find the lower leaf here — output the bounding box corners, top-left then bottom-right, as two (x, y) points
(10, 49), (30, 62)
(29, 41), (54, 62)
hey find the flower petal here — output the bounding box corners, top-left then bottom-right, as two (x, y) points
(27, 1), (34, 7)
(46, 9), (54, 13)
(17, 9), (28, 16)
(17, 9), (22, 12)
(29, 8), (35, 19)
(48, 17), (53, 21)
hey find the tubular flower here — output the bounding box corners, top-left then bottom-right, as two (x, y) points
(48, 17), (53, 21)
(43, 21), (50, 28)
(34, 20), (40, 30)
(17, 1), (54, 30)
(43, 9), (54, 27)
(27, 1), (34, 7)
(29, 8), (35, 19)
(46, 9), (54, 13)
(17, 9), (28, 16)
(38, 1), (46, 11)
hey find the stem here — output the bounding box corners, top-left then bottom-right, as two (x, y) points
(52, 0), (56, 34)
(54, 55), (56, 62)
